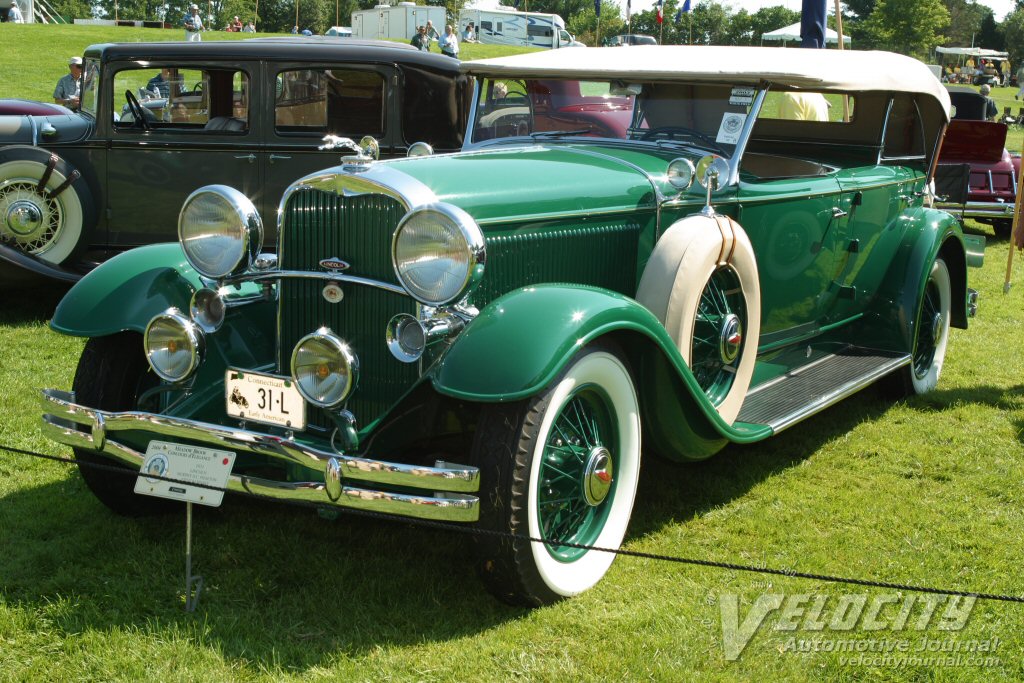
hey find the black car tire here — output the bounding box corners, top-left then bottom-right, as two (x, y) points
(470, 345), (642, 606)
(72, 333), (175, 516)
(0, 145), (95, 265)
(887, 258), (951, 397)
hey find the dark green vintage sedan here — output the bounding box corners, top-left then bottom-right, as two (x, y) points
(43, 46), (979, 606)
(0, 39), (467, 282)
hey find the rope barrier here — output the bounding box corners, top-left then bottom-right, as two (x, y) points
(2, 442), (1022, 604)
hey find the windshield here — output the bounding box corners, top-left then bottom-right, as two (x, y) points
(470, 78), (761, 157)
(80, 59), (100, 118)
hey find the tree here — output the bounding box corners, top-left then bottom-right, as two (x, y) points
(843, 0), (875, 19)
(749, 6), (799, 43)
(940, 0), (990, 48)
(977, 11), (1004, 50)
(1005, 9), (1024, 67)
(861, 0), (949, 58)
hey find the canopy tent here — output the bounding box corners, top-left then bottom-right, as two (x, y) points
(936, 47), (1009, 61)
(761, 22), (851, 47)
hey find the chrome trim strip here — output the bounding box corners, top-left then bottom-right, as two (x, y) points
(476, 205), (654, 226)
(987, 170), (995, 193)
(222, 269), (407, 295)
(42, 410), (477, 522)
(41, 389), (479, 494)
(753, 353), (910, 433)
(29, 115), (39, 146)
(877, 97), (895, 165)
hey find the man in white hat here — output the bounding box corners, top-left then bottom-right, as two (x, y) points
(183, 4), (203, 41)
(7, 1), (25, 22)
(53, 57), (83, 110)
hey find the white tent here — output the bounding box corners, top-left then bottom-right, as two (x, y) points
(935, 47), (1008, 60)
(761, 22), (851, 47)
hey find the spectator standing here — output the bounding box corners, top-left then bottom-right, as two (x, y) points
(7, 1), (24, 22)
(183, 4), (203, 41)
(411, 26), (429, 51)
(778, 91), (830, 121)
(980, 84), (998, 121)
(439, 24), (459, 58)
(1015, 64), (1024, 100)
(53, 57), (83, 110)
(425, 20), (439, 42)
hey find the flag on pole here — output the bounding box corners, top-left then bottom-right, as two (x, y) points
(681, 0), (692, 12)
(594, 0), (600, 18)
(656, 0), (663, 23)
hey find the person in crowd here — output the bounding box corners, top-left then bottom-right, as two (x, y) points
(980, 84), (998, 121)
(439, 24), (459, 58)
(146, 67), (183, 99)
(183, 4), (203, 41)
(291, 25), (298, 34)
(1015, 64), (1024, 100)
(778, 91), (829, 121)
(7, 1), (24, 22)
(463, 22), (476, 43)
(411, 25), (429, 51)
(242, 21), (255, 32)
(53, 56), (83, 110)
(230, 15), (242, 31)
(424, 20), (439, 42)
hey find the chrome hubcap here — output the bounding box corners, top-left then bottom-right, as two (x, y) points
(5, 199), (43, 236)
(582, 446), (614, 507)
(718, 313), (743, 365)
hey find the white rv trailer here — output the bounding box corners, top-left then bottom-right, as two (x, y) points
(458, 7), (584, 49)
(351, 2), (447, 41)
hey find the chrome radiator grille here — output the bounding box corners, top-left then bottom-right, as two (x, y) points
(278, 188), (417, 429)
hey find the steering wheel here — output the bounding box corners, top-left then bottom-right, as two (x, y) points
(192, 82), (205, 96)
(124, 89), (150, 130)
(640, 126), (726, 155)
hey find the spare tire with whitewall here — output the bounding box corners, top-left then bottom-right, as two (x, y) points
(470, 345), (642, 606)
(636, 214), (761, 424)
(0, 146), (95, 265)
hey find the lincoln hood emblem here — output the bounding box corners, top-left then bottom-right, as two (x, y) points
(320, 257), (351, 272)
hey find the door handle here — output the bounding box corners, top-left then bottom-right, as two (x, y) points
(269, 154), (292, 164)
(831, 207), (848, 218)
(234, 154), (255, 164)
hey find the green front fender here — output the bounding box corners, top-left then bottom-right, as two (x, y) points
(430, 284), (771, 448)
(51, 243), (203, 337)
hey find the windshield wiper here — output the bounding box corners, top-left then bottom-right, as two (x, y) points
(529, 129), (591, 139)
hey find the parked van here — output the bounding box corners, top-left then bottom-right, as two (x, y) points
(458, 7), (584, 49)
(352, 2), (446, 41)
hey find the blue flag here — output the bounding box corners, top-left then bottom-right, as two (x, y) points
(675, 7), (683, 22)
(594, 0), (600, 18)
(681, 0), (692, 11)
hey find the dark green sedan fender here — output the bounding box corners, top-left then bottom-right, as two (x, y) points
(858, 207), (968, 353)
(430, 284), (771, 460)
(50, 243), (203, 337)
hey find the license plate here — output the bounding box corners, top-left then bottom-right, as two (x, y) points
(225, 369), (306, 430)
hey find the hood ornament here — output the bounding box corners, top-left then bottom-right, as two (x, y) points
(320, 135), (380, 173)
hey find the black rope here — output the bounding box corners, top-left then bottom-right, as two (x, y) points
(3, 442), (1022, 604)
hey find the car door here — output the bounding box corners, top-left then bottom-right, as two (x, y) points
(104, 62), (262, 248)
(259, 62), (398, 231)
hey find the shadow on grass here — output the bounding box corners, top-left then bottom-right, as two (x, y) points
(1, 281), (71, 324)
(0, 378), (1012, 670)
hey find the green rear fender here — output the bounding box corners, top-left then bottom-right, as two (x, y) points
(51, 243), (203, 337)
(430, 284), (770, 452)
(861, 208), (967, 352)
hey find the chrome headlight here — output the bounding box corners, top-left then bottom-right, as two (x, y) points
(178, 185), (263, 279)
(391, 203), (485, 307)
(144, 308), (204, 382)
(291, 328), (358, 408)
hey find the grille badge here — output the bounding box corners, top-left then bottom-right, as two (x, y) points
(320, 257), (351, 272)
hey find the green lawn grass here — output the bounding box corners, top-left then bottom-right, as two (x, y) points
(1, 25), (1024, 680)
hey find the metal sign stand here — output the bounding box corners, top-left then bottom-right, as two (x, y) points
(184, 502), (204, 612)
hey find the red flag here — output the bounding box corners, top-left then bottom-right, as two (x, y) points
(657, 0), (664, 23)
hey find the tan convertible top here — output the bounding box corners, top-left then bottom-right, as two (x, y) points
(463, 46), (951, 119)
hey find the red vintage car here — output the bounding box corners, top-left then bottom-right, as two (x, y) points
(935, 86), (1019, 236)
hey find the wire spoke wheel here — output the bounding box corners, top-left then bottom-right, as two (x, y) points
(690, 266), (745, 406)
(0, 179), (63, 253)
(537, 386), (616, 562)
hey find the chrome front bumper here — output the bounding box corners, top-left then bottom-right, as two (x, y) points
(41, 389), (479, 522)
(936, 200), (1014, 220)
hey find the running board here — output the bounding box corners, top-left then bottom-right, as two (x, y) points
(737, 348), (910, 433)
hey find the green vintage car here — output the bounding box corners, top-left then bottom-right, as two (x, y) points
(43, 46), (979, 606)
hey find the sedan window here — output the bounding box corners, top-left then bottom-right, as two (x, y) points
(112, 66), (250, 132)
(275, 68), (385, 136)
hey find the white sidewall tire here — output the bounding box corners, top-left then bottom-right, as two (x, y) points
(0, 157), (85, 264)
(637, 216), (761, 424)
(525, 351), (641, 597)
(911, 259), (951, 394)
